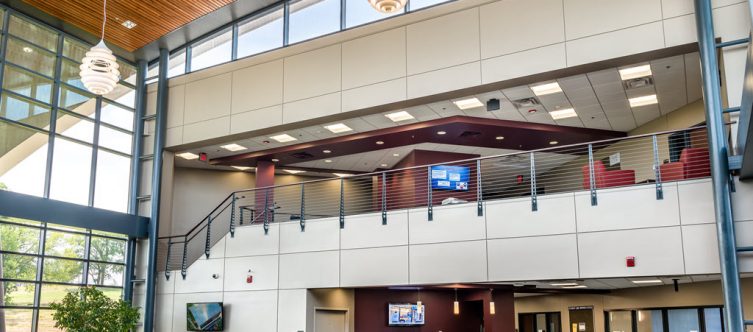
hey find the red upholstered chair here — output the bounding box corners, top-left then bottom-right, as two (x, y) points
(660, 148), (711, 181)
(581, 160), (636, 189)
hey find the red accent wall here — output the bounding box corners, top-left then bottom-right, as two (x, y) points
(354, 288), (514, 332)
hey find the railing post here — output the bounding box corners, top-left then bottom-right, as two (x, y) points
(204, 215), (212, 258)
(230, 193), (237, 238)
(381, 172), (387, 225)
(339, 178), (345, 229)
(300, 183), (306, 232)
(263, 188), (270, 235)
(164, 237), (172, 280)
(427, 166), (433, 221)
(180, 235), (188, 280)
(588, 144), (598, 206)
(652, 135), (664, 200)
(239, 205), (244, 225)
(530, 152), (538, 212)
(476, 160), (483, 216)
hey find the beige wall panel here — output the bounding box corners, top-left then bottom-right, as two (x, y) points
(340, 246), (410, 287)
(407, 61), (481, 99)
(278, 251), (340, 289)
(486, 193), (577, 239)
(712, 2), (752, 41)
(663, 14), (697, 47)
(341, 27), (407, 89)
(662, 0), (694, 18)
(223, 256), (279, 291)
(282, 92), (341, 124)
(146, 91), (157, 116)
(681, 224), (721, 274)
(167, 84), (185, 128)
(223, 290), (278, 332)
(736, 220), (753, 272)
(173, 259), (224, 294)
(182, 116), (231, 144)
(165, 127), (183, 147)
(230, 105), (283, 135)
(480, 0), (565, 59)
(409, 240), (488, 284)
(183, 73), (232, 124)
(575, 185), (680, 232)
(563, 0), (663, 40)
(283, 44), (341, 102)
(566, 22), (665, 66)
(225, 224), (280, 257)
(732, 177), (753, 222)
(488, 234), (580, 281)
(406, 8), (480, 75)
(341, 78), (406, 112)
(677, 179), (715, 225)
(482, 43), (566, 84)
(231, 60), (284, 114)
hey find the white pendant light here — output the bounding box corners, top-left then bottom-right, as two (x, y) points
(416, 289), (423, 315)
(489, 289), (496, 315)
(80, 0), (120, 95)
(453, 288), (460, 315)
(368, 0), (407, 13)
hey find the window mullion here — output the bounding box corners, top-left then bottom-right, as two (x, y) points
(42, 32), (65, 198)
(30, 224), (47, 332)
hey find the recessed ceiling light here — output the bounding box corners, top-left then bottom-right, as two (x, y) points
(22, 46), (33, 53)
(269, 134), (297, 143)
(333, 173), (351, 177)
(631, 279), (664, 284)
(527, 109), (537, 114)
(376, 141), (385, 145)
(220, 143), (247, 151)
(324, 123), (353, 134)
(121, 20), (137, 29)
(563, 285), (588, 289)
(231, 166), (252, 171)
(384, 111), (414, 122)
(284, 169), (304, 174)
(323, 150), (332, 154)
(619, 64), (652, 80)
(549, 108), (578, 120)
(550, 282), (579, 287)
(453, 97), (484, 110)
(324, 159), (333, 163)
(393, 153), (400, 157)
(381, 164), (388, 167)
(530, 82), (562, 96)
(629, 94), (658, 107)
(496, 136), (505, 140)
(437, 131), (447, 135)
(177, 152), (199, 160)
(271, 158), (279, 162)
(549, 140), (559, 145)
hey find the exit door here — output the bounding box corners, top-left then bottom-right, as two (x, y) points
(569, 307), (594, 332)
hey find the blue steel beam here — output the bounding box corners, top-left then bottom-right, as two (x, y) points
(737, 32), (753, 179)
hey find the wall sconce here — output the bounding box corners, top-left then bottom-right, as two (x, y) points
(453, 288), (459, 315)
(489, 289), (496, 315)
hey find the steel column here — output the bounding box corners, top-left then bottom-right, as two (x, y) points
(143, 48), (170, 332)
(652, 135), (664, 200)
(694, 2), (744, 332)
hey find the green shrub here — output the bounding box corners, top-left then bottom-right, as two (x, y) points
(50, 286), (139, 332)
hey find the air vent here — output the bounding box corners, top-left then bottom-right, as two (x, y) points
(512, 97), (541, 108)
(623, 77), (654, 90)
(458, 131), (482, 138)
(290, 152), (314, 159)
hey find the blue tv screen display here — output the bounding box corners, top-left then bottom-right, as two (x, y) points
(187, 302), (224, 331)
(388, 303), (425, 326)
(430, 165), (470, 191)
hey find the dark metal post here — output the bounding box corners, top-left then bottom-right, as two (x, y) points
(476, 160), (483, 216)
(694, 1), (744, 331)
(530, 152), (538, 211)
(381, 173), (387, 225)
(652, 135), (664, 200)
(143, 48), (169, 332)
(588, 144), (598, 206)
(164, 237), (172, 280)
(339, 178), (345, 229)
(180, 236), (188, 280)
(300, 183), (306, 231)
(427, 166), (433, 221)
(263, 189), (270, 235)
(230, 194), (237, 237)
(204, 215), (213, 258)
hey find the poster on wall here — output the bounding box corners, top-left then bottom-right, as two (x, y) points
(388, 303), (425, 326)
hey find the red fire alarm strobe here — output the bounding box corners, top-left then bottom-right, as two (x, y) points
(246, 269), (254, 284)
(199, 152), (208, 162)
(626, 256), (636, 267)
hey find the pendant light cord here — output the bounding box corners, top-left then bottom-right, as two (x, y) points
(101, 0), (107, 40)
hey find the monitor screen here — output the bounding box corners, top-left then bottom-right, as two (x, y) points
(388, 303), (425, 326)
(430, 165), (470, 191)
(187, 302), (224, 331)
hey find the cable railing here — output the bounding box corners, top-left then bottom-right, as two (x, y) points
(157, 126), (713, 279)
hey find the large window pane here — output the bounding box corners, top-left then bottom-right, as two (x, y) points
(5, 38), (56, 77)
(39, 284), (80, 307)
(703, 308), (723, 332)
(118, 60), (137, 85)
(49, 137), (92, 205)
(88, 263), (124, 286)
(0, 121), (48, 197)
(289, 0), (341, 44)
(89, 236), (126, 263)
(62, 37), (88, 61)
(3, 65), (53, 104)
(346, 0), (403, 28)
(56, 111), (95, 144)
(100, 101), (134, 131)
(168, 51), (187, 78)
(668, 309), (700, 332)
(9, 15), (58, 51)
(1, 309), (33, 332)
(1, 93), (51, 129)
(98, 126), (132, 155)
(191, 30), (232, 71)
(103, 84), (135, 109)
(93, 150), (131, 212)
(44, 230), (85, 258)
(1, 281), (36, 307)
(0, 223), (40, 254)
(60, 59), (85, 90)
(0, 253), (37, 281)
(59, 86), (97, 117)
(608, 311), (633, 332)
(237, 8), (284, 58)
(37, 310), (64, 332)
(408, 0), (450, 11)
(42, 258), (83, 284)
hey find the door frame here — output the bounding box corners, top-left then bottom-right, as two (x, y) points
(314, 307), (350, 332)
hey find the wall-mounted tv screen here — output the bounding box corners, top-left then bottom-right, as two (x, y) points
(430, 165), (470, 191)
(388, 303), (425, 326)
(187, 302), (224, 331)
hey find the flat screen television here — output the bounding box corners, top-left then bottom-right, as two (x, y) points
(388, 303), (425, 326)
(430, 165), (470, 191)
(187, 302), (224, 331)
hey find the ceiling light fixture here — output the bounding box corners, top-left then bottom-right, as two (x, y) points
(177, 152), (199, 160)
(270, 134), (297, 143)
(80, 0), (120, 95)
(631, 279), (664, 284)
(323, 150), (332, 154)
(393, 153), (400, 157)
(530, 82), (562, 96)
(271, 158), (280, 162)
(385, 111), (414, 122)
(231, 166), (252, 171)
(325, 159), (333, 163)
(453, 97), (484, 110)
(453, 289), (460, 315)
(121, 20), (137, 29)
(437, 131), (447, 135)
(333, 173), (351, 177)
(284, 169), (304, 174)
(376, 141), (385, 145)
(368, 0), (407, 13)
(629, 94), (658, 107)
(563, 285), (588, 289)
(549, 108), (578, 120)
(551, 282), (580, 287)
(495, 136), (505, 140)
(489, 289), (495, 315)
(381, 164), (388, 167)
(549, 140), (559, 145)
(22, 46), (33, 53)
(619, 64), (652, 80)
(324, 123), (353, 134)
(220, 143), (247, 151)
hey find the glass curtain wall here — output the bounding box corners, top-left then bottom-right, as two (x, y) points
(145, 0), (454, 81)
(605, 307), (724, 332)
